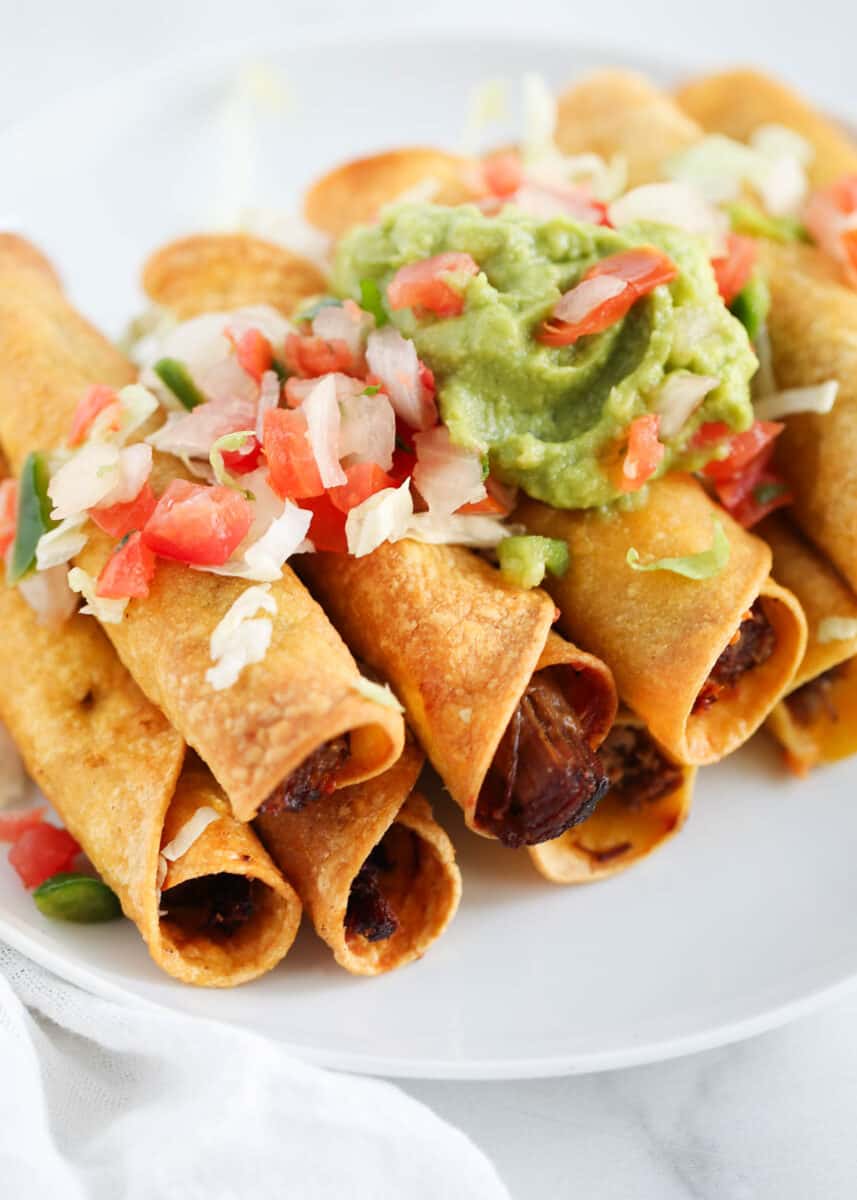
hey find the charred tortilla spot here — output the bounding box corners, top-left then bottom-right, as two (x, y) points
(476, 667), (608, 848)
(693, 600), (776, 713)
(260, 735), (350, 815)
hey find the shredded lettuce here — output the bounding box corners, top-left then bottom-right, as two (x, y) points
(626, 518), (730, 580)
(730, 273), (770, 342)
(359, 279), (389, 328)
(209, 430), (256, 494)
(726, 201), (807, 244)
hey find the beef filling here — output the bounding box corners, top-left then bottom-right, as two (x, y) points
(345, 842), (399, 943)
(260, 735), (350, 816)
(693, 601), (777, 713)
(161, 873), (256, 939)
(786, 664), (847, 726)
(475, 667), (608, 849)
(599, 723), (684, 808)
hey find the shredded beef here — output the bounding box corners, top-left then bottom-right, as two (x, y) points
(693, 601), (777, 713)
(598, 723), (683, 808)
(345, 842), (398, 943)
(161, 873), (256, 939)
(475, 667), (608, 848)
(260, 736), (350, 816)
(786, 664), (847, 726)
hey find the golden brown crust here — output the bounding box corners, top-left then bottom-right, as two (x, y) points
(0, 585), (300, 987)
(518, 475), (807, 764)
(303, 147), (478, 238)
(299, 541), (615, 829)
(255, 742), (460, 975)
(555, 70), (701, 188)
(675, 69), (857, 188)
(528, 710), (695, 884)
(142, 234), (328, 320)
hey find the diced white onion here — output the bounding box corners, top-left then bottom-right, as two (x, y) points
(666, 132), (809, 218)
(553, 274), (627, 324)
(161, 806), (222, 862)
(238, 502), (312, 581)
(412, 426), (486, 515)
(818, 616), (857, 645)
(653, 372), (719, 438)
(36, 513), (89, 571)
(345, 479), (414, 558)
(527, 153), (628, 203)
(89, 384), (159, 446)
(256, 370), (281, 438)
(366, 327), (437, 431)
(312, 301), (373, 361)
(508, 182), (604, 223)
(303, 375), (346, 487)
(753, 381), (839, 422)
(404, 511), (517, 548)
(206, 584), (276, 691)
(94, 443), (152, 509)
(67, 566), (128, 624)
(338, 390), (396, 471)
(226, 305), (292, 347)
(352, 676), (405, 713)
(0, 723), (27, 810)
(751, 124), (814, 167)
(609, 182), (729, 251)
(19, 564), (79, 627)
(146, 395), (258, 460)
(48, 443), (121, 520)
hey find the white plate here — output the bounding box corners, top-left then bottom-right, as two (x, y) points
(2, 29), (856, 1080)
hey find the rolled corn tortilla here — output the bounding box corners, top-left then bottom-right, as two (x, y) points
(554, 70), (701, 189)
(518, 475), (807, 765)
(141, 231), (619, 849)
(255, 742), (460, 975)
(529, 709), (695, 884)
(300, 541), (617, 847)
(675, 69), (857, 188)
(0, 581), (300, 987)
(0, 235), (405, 821)
(303, 148), (478, 238)
(760, 514), (857, 773)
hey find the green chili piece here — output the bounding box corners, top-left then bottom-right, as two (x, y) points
(7, 451), (54, 584)
(153, 358), (206, 410)
(33, 872), (122, 923)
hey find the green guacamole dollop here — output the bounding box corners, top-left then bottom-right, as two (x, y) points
(333, 204), (757, 509)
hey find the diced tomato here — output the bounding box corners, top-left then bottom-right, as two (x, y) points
(389, 446), (417, 485)
(0, 478), (18, 558)
(387, 252), (480, 318)
(725, 471), (793, 529)
(692, 421), (731, 448)
(418, 361), (436, 402)
(220, 436), (263, 475)
(68, 385), (120, 447)
(481, 151), (525, 198)
(711, 234), (758, 306)
(285, 332), (356, 378)
(457, 475), (517, 515)
(226, 327), (273, 383)
(263, 408), (325, 500)
(538, 247), (678, 346)
(142, 479), (253, 567)
(328, 462), (396, 513)
(0, 807), (46, 843)
(300, 493), (348, 553)
(618, 414), (665, 492)
(89, 482), (157, 539)
(702, 420), (784, 483)
(9, 824), (80, 889)
(96, 532), (157, 599)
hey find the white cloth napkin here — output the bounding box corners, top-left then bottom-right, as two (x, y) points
(0, 944), (508, 1200)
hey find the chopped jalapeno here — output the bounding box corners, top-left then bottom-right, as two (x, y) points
(726, 202), (807, 245)
(153, 358), (206, 410)
(359, 278), (389, 328)
(498, 535), (569, 590)
(7, 451), (55, 584)
(33, 872), (122, 923)
(730, 273), (770, 342)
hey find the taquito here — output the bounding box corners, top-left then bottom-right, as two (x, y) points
(760, 515), (857, 773)
(554, 69), (701, 188)
(0, 583), (300, 987)
(0, 235), (404, 821)
(529, 710), (695, 884)
(518, 475), (807, 765)
(676, 69), (857, 189)
(300, 542), (617, 846)
(255, 741), (460, 975)
(141, 233), (619, 849)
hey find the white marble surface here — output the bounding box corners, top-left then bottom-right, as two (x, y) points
(1, 2), (856, 1195)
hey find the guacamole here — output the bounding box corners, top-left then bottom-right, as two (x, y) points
(333, 204), (758, 509)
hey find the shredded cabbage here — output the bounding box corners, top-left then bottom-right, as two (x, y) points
(206, 583), (276, 691)
(626, 518), (731, 580)
(35, 513), (88, 571)
(817, 617), (857, 645)
(353, 677), (405, 713)
(754, 381), (838, 422)
(67, 566), (128, 624)
(161, 807), (222, 862)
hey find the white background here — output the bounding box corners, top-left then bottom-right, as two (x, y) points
(1, 2), (855, 1196)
